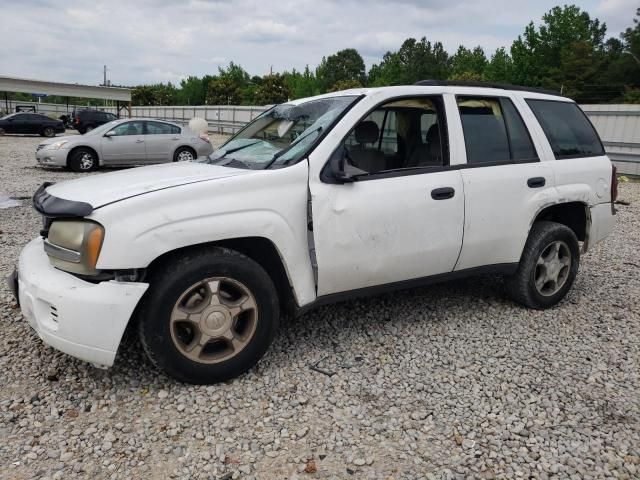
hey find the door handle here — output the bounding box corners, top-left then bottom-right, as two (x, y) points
(135, 139), (144, 143)
(527, 177), (546, 188)
(431, 187), (455, 200)
(171, 137), (180, 140)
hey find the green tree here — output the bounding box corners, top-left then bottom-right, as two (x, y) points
(254, 74), (290, 105)
(177, 76), (204, 105)
(206, 76), (242, 105)
(510, 4), (607, 95)
(368, 37), (450, 86)
(328, 79), (363, 92)
(450, 46), (487, 79)
(484, 47), (514, 82)
(317, 48), (366, 91)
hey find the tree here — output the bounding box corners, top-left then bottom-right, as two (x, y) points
(510, 4), (607, 95)
(177, 76), (205, 105)
(254, 74), (290, 105)
(368, 37), (450, 86)
(449, 46), (487, 79)
(284, 66), (320, 99)
(206, 76), (242, 105)
(484, 47), (514, 83)
(328, 79), (363, 92)
(317, 49), (366, 91)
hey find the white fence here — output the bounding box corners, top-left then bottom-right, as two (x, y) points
(4, 99), (639, 174)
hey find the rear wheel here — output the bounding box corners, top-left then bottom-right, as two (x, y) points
(506, 221), (580, 309)
(68, 148), (98, 172)
(138, 248), (280, 384)
(174, 147), (196, 162)
(42, 127), (55, 137)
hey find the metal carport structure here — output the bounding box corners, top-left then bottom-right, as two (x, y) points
(0, 75), (132, 117)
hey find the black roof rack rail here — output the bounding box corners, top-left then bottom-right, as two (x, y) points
(414, 80), (561, 97)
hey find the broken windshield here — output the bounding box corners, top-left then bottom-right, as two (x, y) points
(205, 95), (359, 169)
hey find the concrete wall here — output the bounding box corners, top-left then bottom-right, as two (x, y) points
(4, 99), (639, 174)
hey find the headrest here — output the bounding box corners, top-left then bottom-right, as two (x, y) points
(426, 123), (440, 143)
(355, 121), (379, 144)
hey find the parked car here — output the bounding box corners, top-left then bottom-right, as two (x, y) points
(72, 109), (118, 134)
(35, 118), (214, 171)
(10, 82), (617, 384)
(0, 112), (65, 137)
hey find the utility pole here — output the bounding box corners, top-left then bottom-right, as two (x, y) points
(103, 65), (108, 106)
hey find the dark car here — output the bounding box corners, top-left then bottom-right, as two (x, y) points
(72, 109), (118, 134)
(0, 113), (65, 137)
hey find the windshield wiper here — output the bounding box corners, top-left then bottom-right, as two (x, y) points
(263, 126), (323, 170)
(218, 157), (254, 169)
(210, 140), (262, 163)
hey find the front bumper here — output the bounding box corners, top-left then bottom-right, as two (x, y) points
(36, 147), (68, 167)
(15, 238), (149, 366)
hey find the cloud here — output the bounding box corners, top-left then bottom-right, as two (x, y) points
(0, 0), (636, 86)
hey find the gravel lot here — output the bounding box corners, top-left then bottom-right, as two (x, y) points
(1, 132), (639, 480)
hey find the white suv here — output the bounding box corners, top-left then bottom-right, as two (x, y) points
(9, 83), (617, 384)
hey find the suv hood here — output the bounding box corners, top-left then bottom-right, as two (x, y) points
(45, 162), (252, 209)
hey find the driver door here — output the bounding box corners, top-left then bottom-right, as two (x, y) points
(101, 121), (147, 164)
(308, 95), (465, 296)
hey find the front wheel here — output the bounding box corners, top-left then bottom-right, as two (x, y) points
(42, 127), (55, 137)
(506, 221), (580, 309)
(137, 248), (280, 384)
(68, 148), (98, 172)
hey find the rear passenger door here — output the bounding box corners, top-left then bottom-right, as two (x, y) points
(453, 95), (555, 271)
(144, 121), (182, 163)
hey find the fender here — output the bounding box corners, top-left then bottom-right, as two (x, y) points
(90, 161), (317, 306)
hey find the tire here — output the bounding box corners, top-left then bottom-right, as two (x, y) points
(173, 147), (196, 162)
(42, 127), (55, 137)
(68, 148), (98, 172)
(137, 247), (280, 384)
(85, 125), (94, 133)
(0, 127), (4, 136)
(506, 221), (580, 309)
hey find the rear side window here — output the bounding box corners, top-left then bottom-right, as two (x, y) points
(458, 96), (538, 164)
(526, 100), (604, 159)
(146, 121), (180, 135)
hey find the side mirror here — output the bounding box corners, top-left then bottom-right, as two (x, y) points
(323, 145), (355, 184)
(104, 130), (115, 137)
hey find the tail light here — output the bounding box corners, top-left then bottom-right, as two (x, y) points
(611, 164), (618, 203)
(74, 116), (80, 124)
(198, 133), (210, 143)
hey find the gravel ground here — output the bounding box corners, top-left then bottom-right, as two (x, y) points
(1, 133), (639, 480)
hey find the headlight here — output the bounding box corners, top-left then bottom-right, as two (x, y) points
(49, 140), (69, 150)
(44, 220), (104, 275)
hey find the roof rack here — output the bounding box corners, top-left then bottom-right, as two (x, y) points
(414, 80), (561, 97)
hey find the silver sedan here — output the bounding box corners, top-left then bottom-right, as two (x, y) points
(35, 118), (214, 172)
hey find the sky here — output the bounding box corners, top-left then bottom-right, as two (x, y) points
(0, 0), (637, 86)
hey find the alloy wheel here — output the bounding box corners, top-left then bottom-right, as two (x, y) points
(534, 240), (571, 296)
(169, 277), (258, 364)
(177, 150), (194, 161)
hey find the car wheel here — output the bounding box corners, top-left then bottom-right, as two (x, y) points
(0, 127), (5, 136)
(68, 148), (98, 172)
(85, 125), (94, 133)
(506, 221), (580, 309)
(174, 147), (196, 162)
(137, 247), (280, 384)
(42, 127), (55, 137)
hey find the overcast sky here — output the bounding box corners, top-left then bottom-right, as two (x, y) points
(1, 0), (636, 86)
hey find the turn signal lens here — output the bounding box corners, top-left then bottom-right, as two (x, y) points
(85, 225), (104, 269)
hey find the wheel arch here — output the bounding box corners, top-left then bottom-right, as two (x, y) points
(145, 236), (298, 315)
(67, 145), (101, 168)
(531, 201), (590, 245)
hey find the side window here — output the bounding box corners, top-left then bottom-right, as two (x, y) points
(146, 121), (175, 135)
(343, 96), (447, 174)
(458, 96), (538, 164)
(526, 100), (604, 159)
(111, 121), (144, 136)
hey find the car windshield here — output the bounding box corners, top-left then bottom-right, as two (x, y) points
(204, 95), (359, 169)
(86, 120), (121, 135)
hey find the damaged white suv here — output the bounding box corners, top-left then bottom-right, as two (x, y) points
(9, 82), (617, 384)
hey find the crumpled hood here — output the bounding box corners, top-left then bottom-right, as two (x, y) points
(45, 161), (253, 208)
